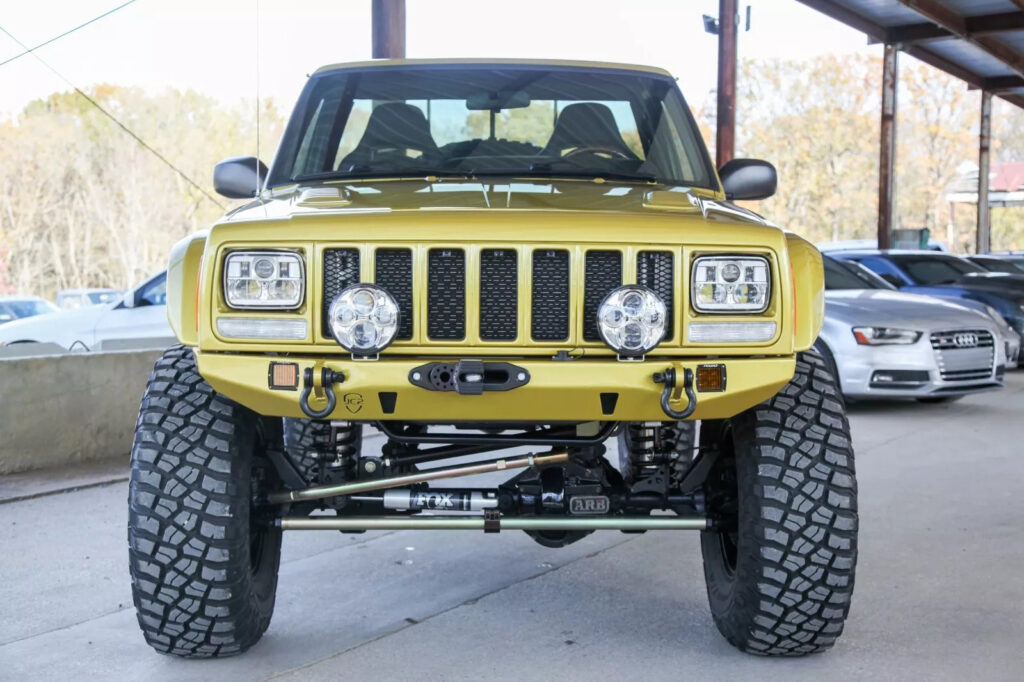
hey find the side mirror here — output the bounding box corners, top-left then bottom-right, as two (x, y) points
(718, 158), (777, 201)
(214, 156), (268, 199)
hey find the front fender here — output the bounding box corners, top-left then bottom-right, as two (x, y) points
(165, 231), (208, 345)
(785, 232), (824, 352)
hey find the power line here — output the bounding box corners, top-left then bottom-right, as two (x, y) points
(0, 0), (139, 70)
(0, 24), (225, 209)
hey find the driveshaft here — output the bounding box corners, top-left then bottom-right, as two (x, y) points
(267, 451), (569, 504)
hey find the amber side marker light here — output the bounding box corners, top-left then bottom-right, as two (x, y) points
(695, 364), (727, 392)
(269, 362), (299, 390)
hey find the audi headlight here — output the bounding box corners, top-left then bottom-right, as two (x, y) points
(328, 284), (400, 355)
(692, 255), (770, 313)
(597, 285), (667, 357)
(852, 327), (922, 345)
(224, 251), (304, 309)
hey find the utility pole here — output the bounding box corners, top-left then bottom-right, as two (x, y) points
(372, 0), (405, 59)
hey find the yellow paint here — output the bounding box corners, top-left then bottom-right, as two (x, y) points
(784, 232), (825, 352)
(165, 231), (207, 346)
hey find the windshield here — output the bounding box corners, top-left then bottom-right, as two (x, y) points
(269, 65), (716, 188)
(2, 300), (56, 318)
(890, 255), (984, 285)
(976, 257), (1024, 274)
(824, 257), (893, 290)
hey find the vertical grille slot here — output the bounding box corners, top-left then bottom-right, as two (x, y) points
(374, 248), (413, 340)
(583, 250), (623, 341)
(480, 249), (518, 341)
(531, 249), (570, 341)
(321, 248), (361, 337)
(637, 251), (674, 341)
(427, 249), (465, 340)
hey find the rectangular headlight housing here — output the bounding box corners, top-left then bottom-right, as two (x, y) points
(691, 255), (770, 313)
(224, 251), (305, 309)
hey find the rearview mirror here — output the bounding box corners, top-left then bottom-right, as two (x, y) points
(718, 158), (777, 201)
(466, 90), (530, 110)
(214, 156), (268, 199)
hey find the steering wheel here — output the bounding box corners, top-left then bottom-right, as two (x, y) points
(562, 145), (633, 161)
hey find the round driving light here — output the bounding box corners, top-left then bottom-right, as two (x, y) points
(596, 285), (667, 357)
(721, 262), (741, 283)
(253, 258), (276, 279)
(328, 284), (400, 355)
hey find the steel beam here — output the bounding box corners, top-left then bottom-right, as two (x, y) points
(873, 12), (1024, 45)
(972, 76), (1024, 94)
(878, 44), (899, 251)
(371, 0), (405, 59)
(977, 91), (992, 254)
(715, 0), (737, 167)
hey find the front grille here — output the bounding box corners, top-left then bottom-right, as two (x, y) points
(480, 249), (518, 341)
(375, 248), (413, 340)
(427, 249), (466, 340)
(637, 251), (674, 341)
(583, 251), (623, 341)
(321, 248), (360, 336)
(531, 249), (570, 341)
(930, 329), (995, 381)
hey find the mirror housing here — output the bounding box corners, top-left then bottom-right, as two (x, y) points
(214, 156), (268, 199)
(718, 158), (777, 201)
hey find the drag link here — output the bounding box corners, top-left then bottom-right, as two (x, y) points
(267, 451), (569, 504)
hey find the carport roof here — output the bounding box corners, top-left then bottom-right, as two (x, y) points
(797, 0), (1024, 109)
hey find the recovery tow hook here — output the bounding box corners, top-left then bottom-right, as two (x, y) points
(299, 366), (345, 419)
(653, 367), (697, 420)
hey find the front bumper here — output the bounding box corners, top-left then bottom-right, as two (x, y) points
(835, 341), (1004, 399)
(195, 351), (796, 421)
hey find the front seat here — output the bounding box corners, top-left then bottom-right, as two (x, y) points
(540, 102), (637, 159)
(338, 102), (440, 171)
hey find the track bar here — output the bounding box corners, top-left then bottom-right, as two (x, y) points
(278, 516), (710, 531)
(267, 451), (569, 504)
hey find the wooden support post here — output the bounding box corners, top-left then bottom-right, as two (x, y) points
(372, 0), (406, 59)
(878, 44), (899, 250)
(716, 0), (737, 168)
(977, 90), (992, 254)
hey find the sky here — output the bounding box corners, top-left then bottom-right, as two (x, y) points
(0, 0), (880, 128)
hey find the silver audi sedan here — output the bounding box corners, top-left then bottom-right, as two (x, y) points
(817, 257), (1006, 402)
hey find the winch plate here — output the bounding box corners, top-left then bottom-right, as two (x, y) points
(408, 360), (530, 395)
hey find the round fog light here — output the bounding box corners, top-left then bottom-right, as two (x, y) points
(597, 285), (667, 357)
(328, 284), (400, 355)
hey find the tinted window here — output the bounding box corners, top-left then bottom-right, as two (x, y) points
(890, 255), (983, 285)
(270, 66), (714, 189)
(3, 300), (56, 318)
(137, 274), (167, 306)
(824, 257), (891, 290)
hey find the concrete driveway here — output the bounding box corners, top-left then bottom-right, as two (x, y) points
(1, 374), (1023, 680)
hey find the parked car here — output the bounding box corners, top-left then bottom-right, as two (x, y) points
(966, 254), (1024, 274)
(56, 288), (122, 309)
(830, 250), (1024, 338)
(0, 271), (172, 350)
(818, 238), (948, 252)
(0, 295), (60, 325)
(817, 256), (1005, 402)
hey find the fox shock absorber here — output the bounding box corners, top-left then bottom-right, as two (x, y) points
(352, 489), (500, 512)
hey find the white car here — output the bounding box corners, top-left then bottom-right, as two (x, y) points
(0, 296), (60, 325)
(0, 271), (173, 351)
(56, 288), (122, 309)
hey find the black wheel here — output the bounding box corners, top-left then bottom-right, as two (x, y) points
(700, 350), (858, 656)
(128, 346), (282, 658)
(282, 418), (362, 485)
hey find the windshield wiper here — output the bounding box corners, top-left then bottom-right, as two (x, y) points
(290, 169), (475, 183)
(515, 165), (659, 184)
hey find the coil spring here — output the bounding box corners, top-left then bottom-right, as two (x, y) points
(624, 421), (693, 482)
(326, 421), (361, 470)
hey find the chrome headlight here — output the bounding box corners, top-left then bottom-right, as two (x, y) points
(852, 327), (922, 345)
(224, 251), (304, 309)
(691, 255), (770, 313)
(328, 284), (400, 355)
(597, 285), (667, 357)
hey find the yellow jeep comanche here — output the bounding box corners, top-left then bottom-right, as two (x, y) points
(128, 59), (857, 659)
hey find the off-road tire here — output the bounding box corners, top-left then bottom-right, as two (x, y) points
(700, 350), (858, 656)
(128, 345), (282, 657)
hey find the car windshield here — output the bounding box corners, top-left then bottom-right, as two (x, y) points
(89, 291), (119, 304)
(3, 300), (55, 318)
(268, 65), (715, 189)
(890, 255), (984, 285)
(977, 257), (1024, 274)
(824, 257), (892, 290)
